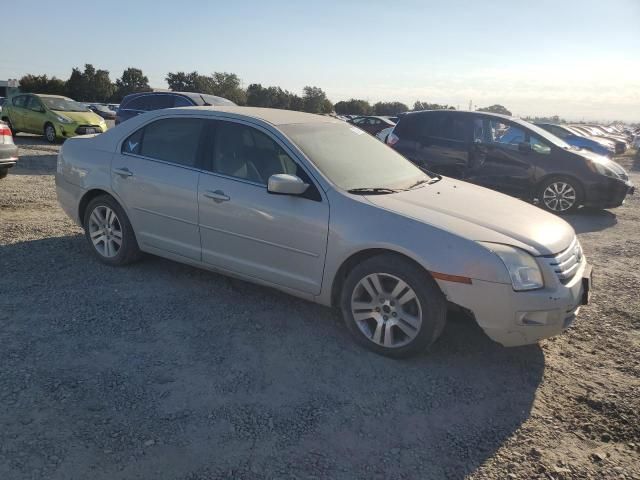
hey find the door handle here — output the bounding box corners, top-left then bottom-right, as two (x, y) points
(204, 190), (230, 203)
(113, 167), (133, 177)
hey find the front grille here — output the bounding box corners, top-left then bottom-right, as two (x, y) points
(75, 125), (101, 135)
(544, 236), (582, 284)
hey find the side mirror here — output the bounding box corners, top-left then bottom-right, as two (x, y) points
(518, 142), (532, 152)
(267, 174), (309, 196)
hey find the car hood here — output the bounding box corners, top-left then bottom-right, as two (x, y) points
(365, 178), (575, 256)
(52, 110), (104, 124)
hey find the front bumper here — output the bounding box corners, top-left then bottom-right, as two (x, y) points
(55, 122), (106, 139)
(436, 259), (591, 347)
(0, 143), (19, 168)
(583, 176), (634, 209)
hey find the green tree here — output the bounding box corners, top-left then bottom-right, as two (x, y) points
(477, 104), (512, 116)
(334, 99), (372, 115)
(209, 72), (246, 105)
(413, 100), (454, 111)
(18, 74), (66, 95)
(92, 69), (115, 102)
(65, 67), (86, 100)
(373, 101), (409, 116)
(166, 71), (246, 105)
(302, 86), (329, 114)
(113, 68), (151, 101)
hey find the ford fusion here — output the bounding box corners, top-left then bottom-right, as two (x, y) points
(56, 107), (592, 357)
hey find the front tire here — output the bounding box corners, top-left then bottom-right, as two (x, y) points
(538, 176), (583, 214)
(83, 195), (141, 266)
(340, 254), (447, 358)
(44, 123), (57, 143)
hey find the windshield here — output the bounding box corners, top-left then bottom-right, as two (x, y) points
(41, 97), (89, 112)
(280, 122), (428, 191)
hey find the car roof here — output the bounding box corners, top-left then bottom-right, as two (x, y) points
(168, 106), (341, 126)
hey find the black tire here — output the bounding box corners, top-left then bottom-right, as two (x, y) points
(44, 122), (57, 143)
(0, 168), (8, 180)
(83, 195), (141, 266)
(340, 253), (447, 358)
(538, 176), (583, 214)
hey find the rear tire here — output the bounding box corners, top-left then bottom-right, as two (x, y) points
(0, 168), (8, 180)
(340, 253), (447, 358)
(83, 195), (142, 266)
(538, 176), (583, 214)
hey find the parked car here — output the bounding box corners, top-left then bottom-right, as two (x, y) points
(387, 110), (634, 213)
(56, 106), (592, 357)
(0, 121), (18, 179)
(88, 104), (117, 120)
(376, 126), (394, 143)
(563, 125), (617, 151)
(1, 94), (108, 143)
(570, 125), (627, 154)
(535, 123), (614, 157)
(348, 115), (396, 135)
(115, 91), (236, 124)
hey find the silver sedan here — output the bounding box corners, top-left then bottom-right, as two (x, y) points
(56, 106), (591, 357)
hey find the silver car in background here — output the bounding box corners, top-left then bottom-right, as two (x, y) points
(56, 107), (592, 357)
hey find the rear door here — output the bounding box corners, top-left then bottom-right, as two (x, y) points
(405, 112), (470, 176)
(112, 116), (205, 260)
(24, 96), (48, 134)
(197, 119), (329, 295)
(8, 95), (28, 131)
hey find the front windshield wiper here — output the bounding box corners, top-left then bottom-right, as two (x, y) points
(347, 187), (399, 195)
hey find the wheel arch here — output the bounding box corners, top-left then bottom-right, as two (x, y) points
(329, 248), (437, 307)
(78, 188), (114, 225)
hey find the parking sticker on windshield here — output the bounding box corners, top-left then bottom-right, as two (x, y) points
(350, 127), (365, 135)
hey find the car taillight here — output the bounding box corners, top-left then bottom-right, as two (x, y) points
(0, 125), (13, 144)
(387, 131), (399, 146)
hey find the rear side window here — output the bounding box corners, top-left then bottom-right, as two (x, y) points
(123, 96), (151, 111)
(121, 118), (204, 167)
(393, 115), (419, 140)
(12, 96), (27, 107)
(173, 96), (192, 107)
(147, 94), (174, 110)
(427, 114), (467, 141)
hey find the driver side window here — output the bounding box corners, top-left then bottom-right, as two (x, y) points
(210, 122), (298, 185)
(26, 97), (44, 112)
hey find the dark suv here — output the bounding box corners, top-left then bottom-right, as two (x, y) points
(115, 91), (236, 124)
(387, 110), (634, 213)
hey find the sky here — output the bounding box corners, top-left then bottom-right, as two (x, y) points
(3, 0), (640, 121)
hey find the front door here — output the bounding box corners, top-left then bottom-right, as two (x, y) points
(112, 116), (205, 261)
(467, 116), (536, 198)
(8, 95), (28, 131)
(197, 120), (329, 295)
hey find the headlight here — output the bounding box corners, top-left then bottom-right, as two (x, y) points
(55, 114), (73, 124)
(480, 242), (544, 291)
(587, 158), (626, 180)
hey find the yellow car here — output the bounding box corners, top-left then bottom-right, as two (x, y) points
(1, 94), (108, 143)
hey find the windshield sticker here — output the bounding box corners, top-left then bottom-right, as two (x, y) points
(350, 127), (365, 135)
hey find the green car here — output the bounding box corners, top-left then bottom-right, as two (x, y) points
(1, 93), (108, 143)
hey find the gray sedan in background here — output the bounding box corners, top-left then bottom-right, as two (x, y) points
(56, 107), (591, 357)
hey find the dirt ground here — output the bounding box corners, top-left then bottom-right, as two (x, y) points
(1, 135), (638, 480)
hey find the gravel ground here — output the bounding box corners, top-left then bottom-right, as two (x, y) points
(1, 135), (638, 480)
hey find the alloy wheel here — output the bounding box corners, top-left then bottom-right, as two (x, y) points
(350, 273), (423, 348)
(543, 181), (576, 212)
(88, 205), (123, 258)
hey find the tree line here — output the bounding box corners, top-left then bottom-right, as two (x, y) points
(17, 64), (510, 116)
